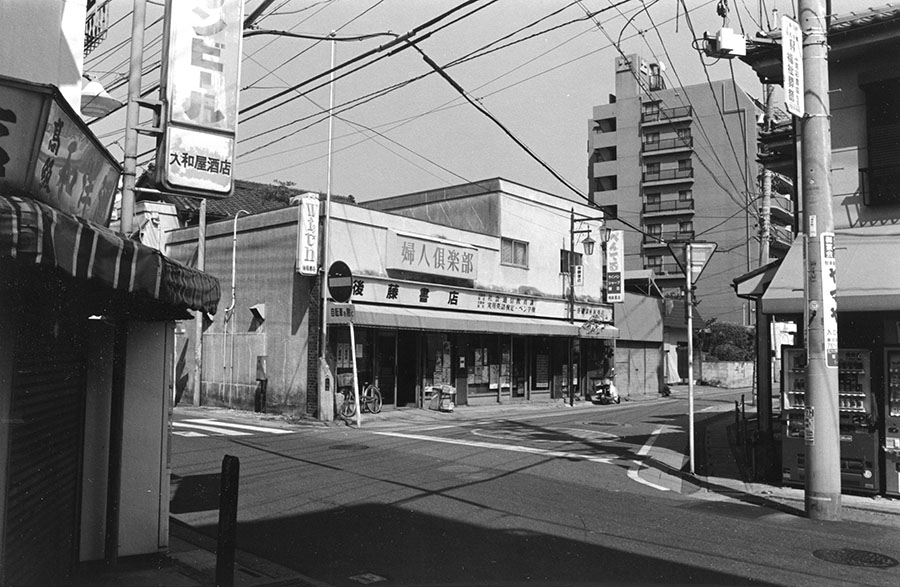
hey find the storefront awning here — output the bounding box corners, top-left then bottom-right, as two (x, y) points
(762, 233), (900, 314)
(350, 304), (618, 339)
(1, 194), (220, 315)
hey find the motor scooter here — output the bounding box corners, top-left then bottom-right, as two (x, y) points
(590, 373), (620, 405)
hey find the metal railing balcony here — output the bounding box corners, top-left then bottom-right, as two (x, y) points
(643, 230), (695, 244)
(642, 136), (693, 153)
(643, 199), (694, 214)
(641, 105), (692, 123)
(646, 262), (684, 276)
(642, 168), (694, 183)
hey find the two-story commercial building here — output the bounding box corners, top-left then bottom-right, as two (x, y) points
(167, 178), (667, 418)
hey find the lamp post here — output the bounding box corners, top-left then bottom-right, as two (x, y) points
(567, 208), (611, 405)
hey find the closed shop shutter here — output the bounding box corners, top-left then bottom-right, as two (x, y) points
(4, 354), (85, 585)
(615, 342), (662, 399)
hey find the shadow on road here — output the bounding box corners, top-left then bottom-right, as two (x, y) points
(187, 502), (782, 586)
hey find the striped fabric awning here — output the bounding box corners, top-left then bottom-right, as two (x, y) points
(1, 194), (220, 315)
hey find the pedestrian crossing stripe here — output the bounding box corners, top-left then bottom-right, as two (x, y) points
(172, 418), (296, 438)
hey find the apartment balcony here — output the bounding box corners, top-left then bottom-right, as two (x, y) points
(641, 105), (692, 125)
(642, 198), (695, 217)
(643, 230), (695, 247)
(642, 168), (694, 185)
(861, 166), (900, 206)
(768, 193), (794, 225)
(642, 136), (693, 155)
(770, 225), (793, 251)
(645, 262), (684, 277)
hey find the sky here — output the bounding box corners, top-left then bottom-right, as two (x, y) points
(85, 0), (861, 203)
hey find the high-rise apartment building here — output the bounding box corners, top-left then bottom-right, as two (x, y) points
(588, 54), (778, 323)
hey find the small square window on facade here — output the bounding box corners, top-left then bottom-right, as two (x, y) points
(501, 237), (529, 268)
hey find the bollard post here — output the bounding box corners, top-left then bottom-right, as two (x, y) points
(216, 455), (240, 587)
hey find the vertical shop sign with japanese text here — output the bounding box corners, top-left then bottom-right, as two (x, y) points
(782, 16), (804, 117)
(821, 232), (838, 368)
(296, 194), (320, 275)
(157, 0), (244, 196)
(606, 230), (624, 303)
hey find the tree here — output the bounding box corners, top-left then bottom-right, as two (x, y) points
(699, 321), (755, 361)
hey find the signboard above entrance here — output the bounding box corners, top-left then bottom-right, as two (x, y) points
(0, 76), (121, 226)
(386, 230), (478, 281)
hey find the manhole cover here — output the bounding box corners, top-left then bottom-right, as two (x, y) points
(329, 443), (370, 451)
(812, 548), (898, 568)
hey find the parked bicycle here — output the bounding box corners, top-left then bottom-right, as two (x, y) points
(338, 381), (382, 418)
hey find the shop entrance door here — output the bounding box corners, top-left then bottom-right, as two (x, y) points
(376, 331), (397, 408)
(396, 331), (419, 407)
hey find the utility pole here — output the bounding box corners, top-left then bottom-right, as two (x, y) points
(193, 198), (206, 406)
(759, 84), (773, 266)
(799, 0), (841, 521)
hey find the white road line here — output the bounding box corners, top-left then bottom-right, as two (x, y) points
(372, 431), (614, 464)
(172, 422), (253, 436)
(183, 418), (296, 434)
(172, 430), (207, 438)
(627, 426), (671, 492)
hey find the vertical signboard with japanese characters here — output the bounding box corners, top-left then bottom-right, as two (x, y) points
(782, 16), (804, 117)
(296, 194), (320, 275)
(157, 0), (244, 197)
(606, 230), (624, 303)
(821, 232), (838, 368)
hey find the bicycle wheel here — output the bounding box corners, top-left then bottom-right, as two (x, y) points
(338, 388), (356, 418)
(363, 384), (382, 414)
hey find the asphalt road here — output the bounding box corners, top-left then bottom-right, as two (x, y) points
(170, 395), (900, 586)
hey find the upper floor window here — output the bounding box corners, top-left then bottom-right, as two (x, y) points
(677, 128), (692, 139)
(678, 189), (693, 201)
(645, 162), (660, 175)
(678, 158), (693, 172)
(645, 192), (661, 204)
(593, 117), (617, 133)
(644, 131), (660, 144)
(642, 101), (660, 116)
(862, 77), (900, 206)
(560, 249), (583, 274)
(501, 237), (529, 268)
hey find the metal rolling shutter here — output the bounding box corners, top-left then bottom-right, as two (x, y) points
(4, 358), (85, 586)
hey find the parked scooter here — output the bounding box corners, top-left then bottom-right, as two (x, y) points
(590, 371), (620, 405)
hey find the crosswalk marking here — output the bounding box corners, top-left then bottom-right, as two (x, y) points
(173, 422), (253, 436)
(182, 418), (296, 434)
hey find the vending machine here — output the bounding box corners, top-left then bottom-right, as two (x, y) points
(884, 348), (900, 496)
(781, 348), (880, 494)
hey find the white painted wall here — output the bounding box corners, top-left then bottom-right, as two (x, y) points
(0, 0), (87, 114)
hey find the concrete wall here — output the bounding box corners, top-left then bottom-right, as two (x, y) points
(698, 360), (754, 388)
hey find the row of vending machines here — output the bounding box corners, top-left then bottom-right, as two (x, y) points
(781, 347), (900, 496)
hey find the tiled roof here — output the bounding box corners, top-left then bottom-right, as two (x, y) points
(137, 176), (354, 224)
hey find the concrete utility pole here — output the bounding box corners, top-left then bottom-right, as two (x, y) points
(799, 0), (841, 521)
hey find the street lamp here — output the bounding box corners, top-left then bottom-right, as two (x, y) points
(567, 209), (611, 407)
(568, 208), (611, 323)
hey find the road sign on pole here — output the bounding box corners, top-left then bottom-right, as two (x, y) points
(667, 241), (718, 285)
(327, 261), (353, 303)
